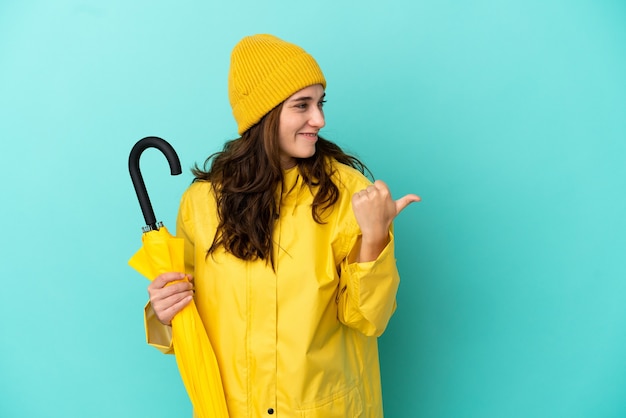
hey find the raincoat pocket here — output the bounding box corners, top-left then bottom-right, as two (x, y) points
(298, 385), (363, 418)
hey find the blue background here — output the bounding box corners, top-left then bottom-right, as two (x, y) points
(1, 1), (625, 417)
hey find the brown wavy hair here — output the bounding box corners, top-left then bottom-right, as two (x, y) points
(192, 102), (370, 268)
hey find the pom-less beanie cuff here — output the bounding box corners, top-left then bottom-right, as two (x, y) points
(228, 34), (327, 135)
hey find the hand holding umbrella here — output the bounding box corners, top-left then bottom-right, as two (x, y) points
(128, 136), (229, 418)
(148, 271), (194, 326)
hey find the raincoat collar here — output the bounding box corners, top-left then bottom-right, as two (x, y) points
(280, 166), (308, 215)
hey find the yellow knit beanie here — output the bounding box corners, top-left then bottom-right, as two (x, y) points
(228, 34), (327, 135)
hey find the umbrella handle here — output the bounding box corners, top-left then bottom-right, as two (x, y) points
(128, 136), (182, 231)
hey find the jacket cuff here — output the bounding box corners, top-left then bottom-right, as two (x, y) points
(346, 231), (396, 271)
(342, 232), (400, 336)
(144, 301), (175, 354)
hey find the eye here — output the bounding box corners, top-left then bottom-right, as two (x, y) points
(318, 100), (327, 109)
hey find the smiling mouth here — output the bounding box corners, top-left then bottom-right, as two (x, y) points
(300, 133), (318, 138)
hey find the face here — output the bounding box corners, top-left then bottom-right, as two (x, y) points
(278, 84), (326, 168)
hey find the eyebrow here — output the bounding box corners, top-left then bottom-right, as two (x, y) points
(288, 93), (326, 103)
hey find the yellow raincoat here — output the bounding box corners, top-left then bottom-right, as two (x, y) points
(145, 160), (400, 417)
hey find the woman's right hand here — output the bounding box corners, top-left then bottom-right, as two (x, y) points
(148, 272), (194, 325)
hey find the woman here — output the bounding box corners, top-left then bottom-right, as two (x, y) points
(145, 34), (420, 417)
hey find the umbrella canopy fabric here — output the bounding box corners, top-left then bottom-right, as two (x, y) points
(129, 225), (229, 418)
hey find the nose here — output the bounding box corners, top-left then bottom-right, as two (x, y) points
(308, 106), (325, 129)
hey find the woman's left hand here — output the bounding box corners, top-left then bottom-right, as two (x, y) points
(352, 180), (420, 261)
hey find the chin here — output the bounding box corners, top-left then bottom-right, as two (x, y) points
(302, 147), (317, 158)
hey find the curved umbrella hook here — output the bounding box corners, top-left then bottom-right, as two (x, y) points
(128, 136), (182, 231)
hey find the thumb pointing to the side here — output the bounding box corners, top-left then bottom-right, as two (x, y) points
(395, 194), (421, 216)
